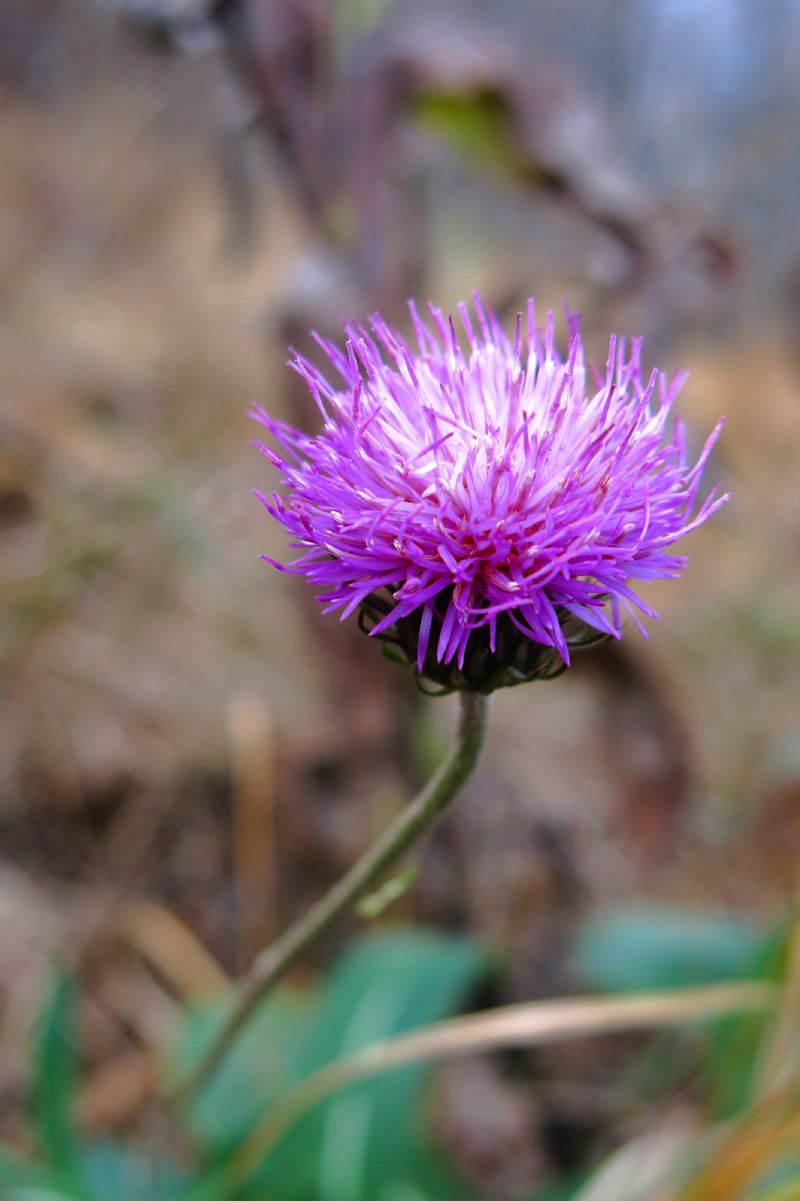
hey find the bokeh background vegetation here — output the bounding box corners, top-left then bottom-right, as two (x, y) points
(2, 2), (800, 1199)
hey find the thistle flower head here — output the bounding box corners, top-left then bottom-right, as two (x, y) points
(254, 295), (726, 693)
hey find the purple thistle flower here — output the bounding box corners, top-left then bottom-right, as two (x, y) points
(253, 295), (727, 693)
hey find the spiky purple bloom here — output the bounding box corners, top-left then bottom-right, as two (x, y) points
(253, 296), (726, 692)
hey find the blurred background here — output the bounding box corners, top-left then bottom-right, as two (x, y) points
(2, 1), (800, 1198)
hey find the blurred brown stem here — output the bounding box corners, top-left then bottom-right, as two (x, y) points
(171, 689), (489, 1108)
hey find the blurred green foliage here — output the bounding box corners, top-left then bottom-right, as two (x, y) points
(178, 928), (488, 1201)
(4, 914), (800, 1201)
(2, 930), (488, 1201)
(571, 905), (767, 994)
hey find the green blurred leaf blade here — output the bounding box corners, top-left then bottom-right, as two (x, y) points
(168, 989), (314, 1154)
(245, 928), (488, 1201)
(80, 1139), (189, 1201)
(32, 972), (80, 1186)
(572, 905), (765, 994)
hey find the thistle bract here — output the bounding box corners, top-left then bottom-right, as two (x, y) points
(254, 296), (726, 693)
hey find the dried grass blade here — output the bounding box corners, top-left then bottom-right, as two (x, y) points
(229, 981), (776, 1186)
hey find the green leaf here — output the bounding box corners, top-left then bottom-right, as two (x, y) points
(247, 927), (487, 1201)
(572, 905), (765, 994)
(521, 1172), (593, 1201)
(700, 923), (787, 1119)
(169, 988), (314, 1154)
(168, 929), (487, 1200)
(573, 906), (786, 1122)
(32, 971), (80, 1184)
(80, 1140), (189, 1201)
(414, 92), (523, 182)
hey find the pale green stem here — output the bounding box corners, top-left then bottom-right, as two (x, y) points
(172, 690), (489, 1107)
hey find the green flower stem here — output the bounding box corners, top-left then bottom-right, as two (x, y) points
(172, 690), (489, 1108)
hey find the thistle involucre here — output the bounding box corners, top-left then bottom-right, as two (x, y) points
(254, 296), (726, 693)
